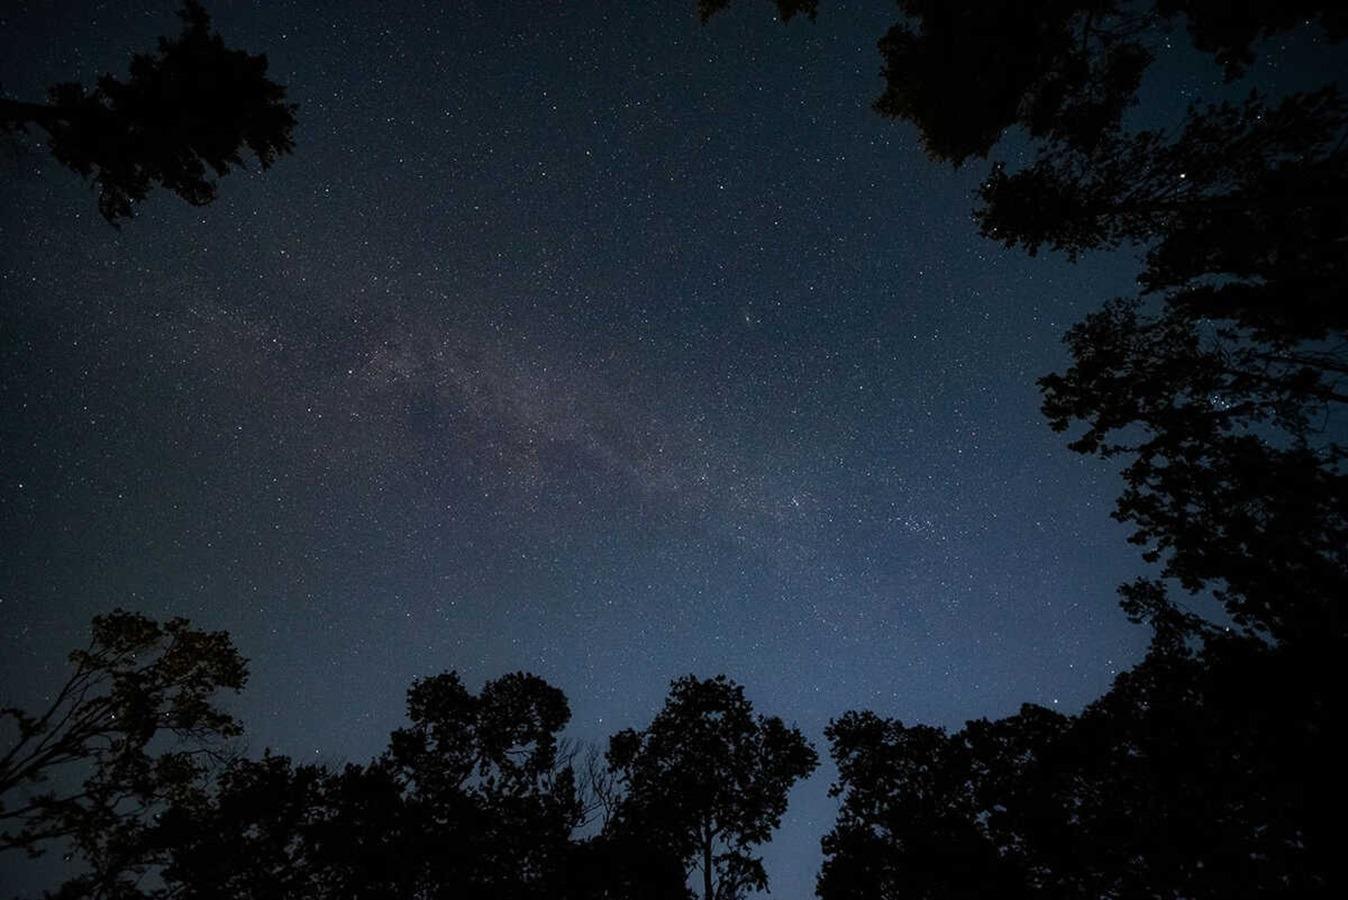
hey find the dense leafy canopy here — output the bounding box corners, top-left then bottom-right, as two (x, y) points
(1019, 84), (1348, 646)
(705, 0), (1348, 649)
(707, 1), (1345, 163)
(0, 1), (295, 221)
(607, 675), (818, 900)
(700, 2), (1342, 896)
(2, 627), (701, 899)
(157, 671), (588, 900)
(819, 636), (1333, 899)
(0, 610), (247, 898)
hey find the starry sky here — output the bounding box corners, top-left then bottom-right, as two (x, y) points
(1, 1), (1279, 894)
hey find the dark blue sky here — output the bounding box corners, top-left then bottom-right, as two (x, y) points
(0, 1), (1258, 894)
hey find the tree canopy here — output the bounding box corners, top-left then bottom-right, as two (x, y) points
(2, 626), (696, 899)
(0, 610), (247, 898)
(606, 675), (818, 900)
(819, 635), (1333, 898)
(1020, 85), (1348, 648)
(5, 606), (1336, 897)
(708, 1), (1345, 163)
(158, 670), (588, 900)
(699, 3), (1342, 895)
(703, 0), (1348, 651)
(0, 1), (295, 222)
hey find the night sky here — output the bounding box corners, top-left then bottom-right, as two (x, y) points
(4, 1), (1284, 894)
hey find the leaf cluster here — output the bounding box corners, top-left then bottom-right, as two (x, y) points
(607, 675), (818, 900)
(819, 636), (1333, 899)
(704, 0), (1347, 649)
(0, 609), (246, 897)
(1, 1), (295, 221)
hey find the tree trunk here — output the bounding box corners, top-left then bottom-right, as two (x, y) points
(703, 819), (714, 900)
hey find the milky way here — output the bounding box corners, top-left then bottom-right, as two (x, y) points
(0, 2), (1209, 893)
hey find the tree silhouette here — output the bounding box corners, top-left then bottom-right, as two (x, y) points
(155, 670), (586, 899)
(819, 711), (1036, 900)
(386, 670), (583, 899)
(158, 753), (444, 900)
(706, 2), (1345, 163)
(1018, 88), (1348, 647)
(606, 675), (818, 900)
(5, 617), (813, 899)
(820, 637), (1333, 898)
(156, 753), (341, 899)
(0, 609), (247, 898)
(701, 5), (1343, 895)
(702, 1), (1347, 649)
(561, 832), (693, 900)
(0, 1), (295, 222)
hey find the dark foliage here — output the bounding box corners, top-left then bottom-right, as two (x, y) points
(1160, 1), (1348, 78)
(0, 1), (295, 222)
(819, 635), (1334, 898)
(3, 618), (715, 899)
(704, 1), (1344, 163)
(1002, 90), (1348, 646)
(703, 0), (1348, 649)
(159, 670), (584, 900)
(606, 675), (818, 900)
(560, 833), (694, 900)
(702, 3), (1343, 896)
(0, 610), (247, 898)
(156, 753), (342, 899)
(875, 0), (1153, 164)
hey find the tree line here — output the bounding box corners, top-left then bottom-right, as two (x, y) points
(1, 610), (816, 900)
(696, 2), (1342, 896)
(3, 0), (1341, 896)
(0, 606), (1332, 898)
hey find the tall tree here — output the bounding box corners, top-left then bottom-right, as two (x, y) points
(606, 675), (818, 900)
(819, 710), (1038, 900)
(0, 609), (247, 898)
(1014, 87), (1348, 648)
(0, 1), (295, 222)
(386, 670), (583, 899)
(702, 4), (1343, 894)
